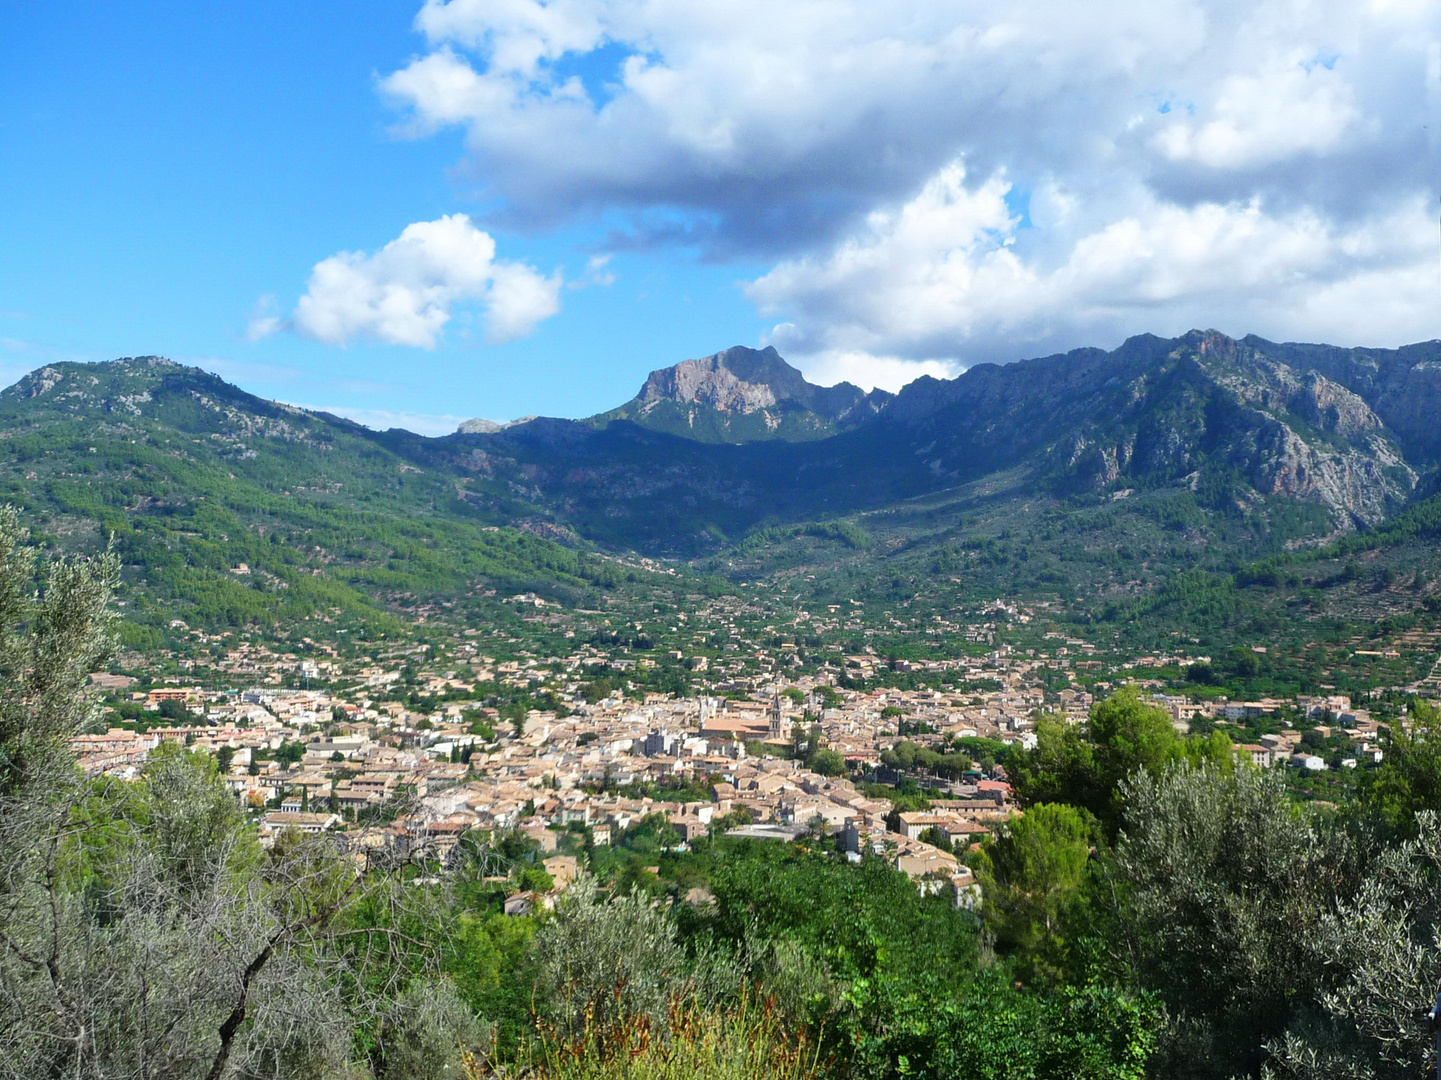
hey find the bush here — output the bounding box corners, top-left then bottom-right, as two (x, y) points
(533, 877), (739, 1039)
(374, 981), (487, 1080)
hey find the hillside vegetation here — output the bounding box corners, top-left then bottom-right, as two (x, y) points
(0, 358), (698, 645)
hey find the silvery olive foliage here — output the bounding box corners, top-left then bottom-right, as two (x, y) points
(1263, 811), (1441, 1080)
(0, 511), (468, 1079)
(372, 981), (487, 1080)
(1115, 762), (1361, 1080)
(534, 876), (742, 1038)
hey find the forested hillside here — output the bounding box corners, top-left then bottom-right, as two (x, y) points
(5, 333), (1441, 667)
(0, 357), (702, 646)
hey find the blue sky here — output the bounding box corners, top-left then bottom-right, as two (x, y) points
(2, 1), (1436, 434)
(0, 1), (770, 429)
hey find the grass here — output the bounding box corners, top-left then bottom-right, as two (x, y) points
(465, 993), (823, 1080)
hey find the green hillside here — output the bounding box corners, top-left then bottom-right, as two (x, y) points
(0, 358), (698, 647)
(5, 342), (1441, 681)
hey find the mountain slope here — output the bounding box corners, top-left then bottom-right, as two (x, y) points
(1235, 336), (1441, 466)
(434, 331), (1422, 553)
(2, 329), (1439, 642)
(0, 358), (672, 641)
(878, 330), (1416, 523)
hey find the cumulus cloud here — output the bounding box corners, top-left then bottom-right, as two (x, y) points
(1153, 53), (1363, 169)
(287, 214), (561, 348)
(769, 341), (961, 394)
(380, 0), (1441, 370)
(751, 164), (1440, 367)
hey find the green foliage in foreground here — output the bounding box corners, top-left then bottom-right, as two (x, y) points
(1010, 686), (1233, 833)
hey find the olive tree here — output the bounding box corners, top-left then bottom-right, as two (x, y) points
(533, 876), (740, 1038)
(1264, 811), (1441, 1080)
(1114, 762), (1358, 1080)
(0, 512), (476, 1079)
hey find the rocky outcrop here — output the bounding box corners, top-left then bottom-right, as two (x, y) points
(1239, 336), (1441, 465)
(596, 345), (892, 442)
(862, 330), (1415, 528)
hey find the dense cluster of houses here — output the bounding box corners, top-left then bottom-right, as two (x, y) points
(71, 612), (1413, 908)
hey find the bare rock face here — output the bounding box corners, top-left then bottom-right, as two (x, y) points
(1190, 336), (1415, 524)
(636, 345), (881, 418)
(457, 418), (504, 435)
(1249, 421), (1412, 525)
(1239, 334), (1441, 464)
(638, 351), (781, 414)
(876, 330), (1417, 530)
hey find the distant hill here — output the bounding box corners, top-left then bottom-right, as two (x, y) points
(588, 345), (892, 442)
(0, 357), (673, 642)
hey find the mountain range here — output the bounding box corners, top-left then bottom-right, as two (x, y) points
(438, 330), (1438, 550)
(5, 329), (1441, 635)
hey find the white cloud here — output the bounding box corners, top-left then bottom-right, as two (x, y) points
(245, 295), (282, 341)
(768, 338), (960, 393)
(568, 254), (615, 289)
(289, 214), (561, 348)
(749, 164), (1440, 366)
(1153, 53), (1362, 169)
(381, 0), (1441, 369)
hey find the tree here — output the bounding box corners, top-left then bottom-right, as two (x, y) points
(1263, 811), (1441, 1080)
(1360, 696), (1441, 832)
(373, 982), (486, 1080)
(533, 877), (738, 1040)
(1114, 762), (1355, 1080)
(975, 802), (1092, 980)
(917, 825), (952, 853)
(1088, 686), (1187, 797)
(0, 511), (469, 1080)
(1012, 687), (1228, 832)
(876, 972), (1158, 1080)
(1009, 713), (1101, 816)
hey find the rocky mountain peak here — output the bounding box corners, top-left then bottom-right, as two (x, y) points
(594, 345), (893, 442)
(637, 346), (798, 414)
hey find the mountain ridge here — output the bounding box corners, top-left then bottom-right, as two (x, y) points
(427, 330), (1437, 551)
(7, 330), (1441, 568)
